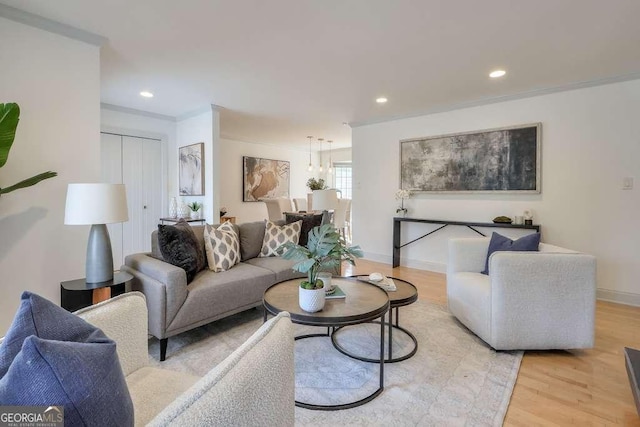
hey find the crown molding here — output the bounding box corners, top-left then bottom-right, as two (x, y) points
(0, 4), (107, 46)
(350, 72), (640, 128)
(101, 103), (176, 122)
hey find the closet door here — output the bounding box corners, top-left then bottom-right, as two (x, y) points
(100, 133), (124, 268)
(102, 133), (163, 262)
(122, 136), (145, 256)
(142, 139), (162, 249)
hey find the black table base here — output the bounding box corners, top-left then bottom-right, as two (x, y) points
(331, 306), (418, 363)
(289, 318), (385, 411)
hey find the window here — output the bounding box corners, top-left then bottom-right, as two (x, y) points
(333, 162), (352, 199)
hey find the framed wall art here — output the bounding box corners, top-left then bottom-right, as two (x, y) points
(400, 123), (541, 193)
(179, 142), (205, 196)
(243, 156), (290, 202)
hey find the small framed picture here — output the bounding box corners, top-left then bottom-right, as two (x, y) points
(179, 143), (205, 196)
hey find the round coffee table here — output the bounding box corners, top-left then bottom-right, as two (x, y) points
(263, 277), (389, 411)
(331, 275), (418, 363)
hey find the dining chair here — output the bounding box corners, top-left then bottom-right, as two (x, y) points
(293, 198), (308, 212)
(261, 198), (293, 221)
(333, 198), (351, 241)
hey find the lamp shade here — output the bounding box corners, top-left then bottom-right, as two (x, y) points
(312, 189), (339, 211)
(64, 183), (129, 225)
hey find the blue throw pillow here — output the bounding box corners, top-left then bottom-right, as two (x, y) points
(0, 292), (134, 426)
(481, 232), (541, 275)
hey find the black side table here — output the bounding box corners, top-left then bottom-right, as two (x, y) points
(60, 271), (133, 312)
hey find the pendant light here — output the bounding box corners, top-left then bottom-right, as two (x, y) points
(307, 136), (313, 172)
(318, 138), (324, 173)
(327, 140), (333, 174)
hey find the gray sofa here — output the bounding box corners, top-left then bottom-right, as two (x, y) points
(76, 292), (295, 426)
(122, 220), (304, 361)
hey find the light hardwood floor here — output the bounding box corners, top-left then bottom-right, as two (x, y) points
(344, 259), (640, 426)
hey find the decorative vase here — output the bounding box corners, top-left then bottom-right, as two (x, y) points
(190, 210), (200, 220)
(299, 285), (325, 312)
(169, 197), (177, 218)
(397, 208), (408, 217)
(178, 203), (190, 219)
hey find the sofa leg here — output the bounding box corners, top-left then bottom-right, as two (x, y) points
(160, 338), (168, 361)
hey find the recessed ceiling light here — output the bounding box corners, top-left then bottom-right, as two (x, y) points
(140, 91), (154, 98)
(489, 70), (506, 78)
(376, 97), (388, 104)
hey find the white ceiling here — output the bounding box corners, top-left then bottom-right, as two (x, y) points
(3, 0), (640, 150)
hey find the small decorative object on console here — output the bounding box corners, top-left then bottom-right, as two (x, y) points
(169, 197), (177, 218)
(492, 216), (512, 224)
(395, 189), (411, 216)
(523, 209), (533, 225)
(188, 201), (202, 219)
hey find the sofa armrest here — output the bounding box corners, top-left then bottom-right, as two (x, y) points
(447, 238), (490, 274)
(124, 253), (187, 287)
(489, 251), (597, 348)
(75, 292), (149, 376)
(148, 312), (295, 427)
(122, 254), (189, 339)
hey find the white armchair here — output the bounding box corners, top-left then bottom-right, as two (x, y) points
(447, 237), (597, 350)
(76, 292), (295, 426)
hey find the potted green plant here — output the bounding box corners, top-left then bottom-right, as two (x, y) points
(0, 103), (57, 196)
(306, 177), (328, 191)
(280, 223), (363, 312)
(187, 201), (202, 219)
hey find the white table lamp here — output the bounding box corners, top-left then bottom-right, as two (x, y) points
(65, 183), (129, 283)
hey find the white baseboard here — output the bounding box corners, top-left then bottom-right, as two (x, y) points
(363, 252), (447, 274)
(596, 289), (640, 307)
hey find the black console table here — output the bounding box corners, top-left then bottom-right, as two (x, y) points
(392, 217), (541, 268)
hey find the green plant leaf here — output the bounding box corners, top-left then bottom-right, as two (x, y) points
(0, 171), (58, 195)
(0, 103), (20, 168)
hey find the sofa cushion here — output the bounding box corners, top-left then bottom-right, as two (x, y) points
(238, 221), (267, 261)
(204, 222), (240, 272)
(482, 232), (540, 275)
(259, 220), (302, 257)
(245, 257), (305, 282)
(158, 220), (206, 282)
(166, 264), (276, 334)
(0, 292), (134, 427)
(285, 213), (323, 247)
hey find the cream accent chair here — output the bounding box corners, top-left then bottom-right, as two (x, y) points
(75, 292), (295, 426)
(292, 198), (307, 212)
(447, 237), (597, 350)
(261, 198), (293, 221)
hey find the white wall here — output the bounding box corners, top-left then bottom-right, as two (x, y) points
(0, 18), (100, 332)
(176, 108), (219, 223)
(353, 79), (640, 303)
(220, 138), (319, 223)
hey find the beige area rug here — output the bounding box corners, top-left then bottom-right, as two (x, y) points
(149, 299), (522, 426)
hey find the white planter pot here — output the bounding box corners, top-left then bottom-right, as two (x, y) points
(299, 285), (325, 313)
(190, 210), (200, 220)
